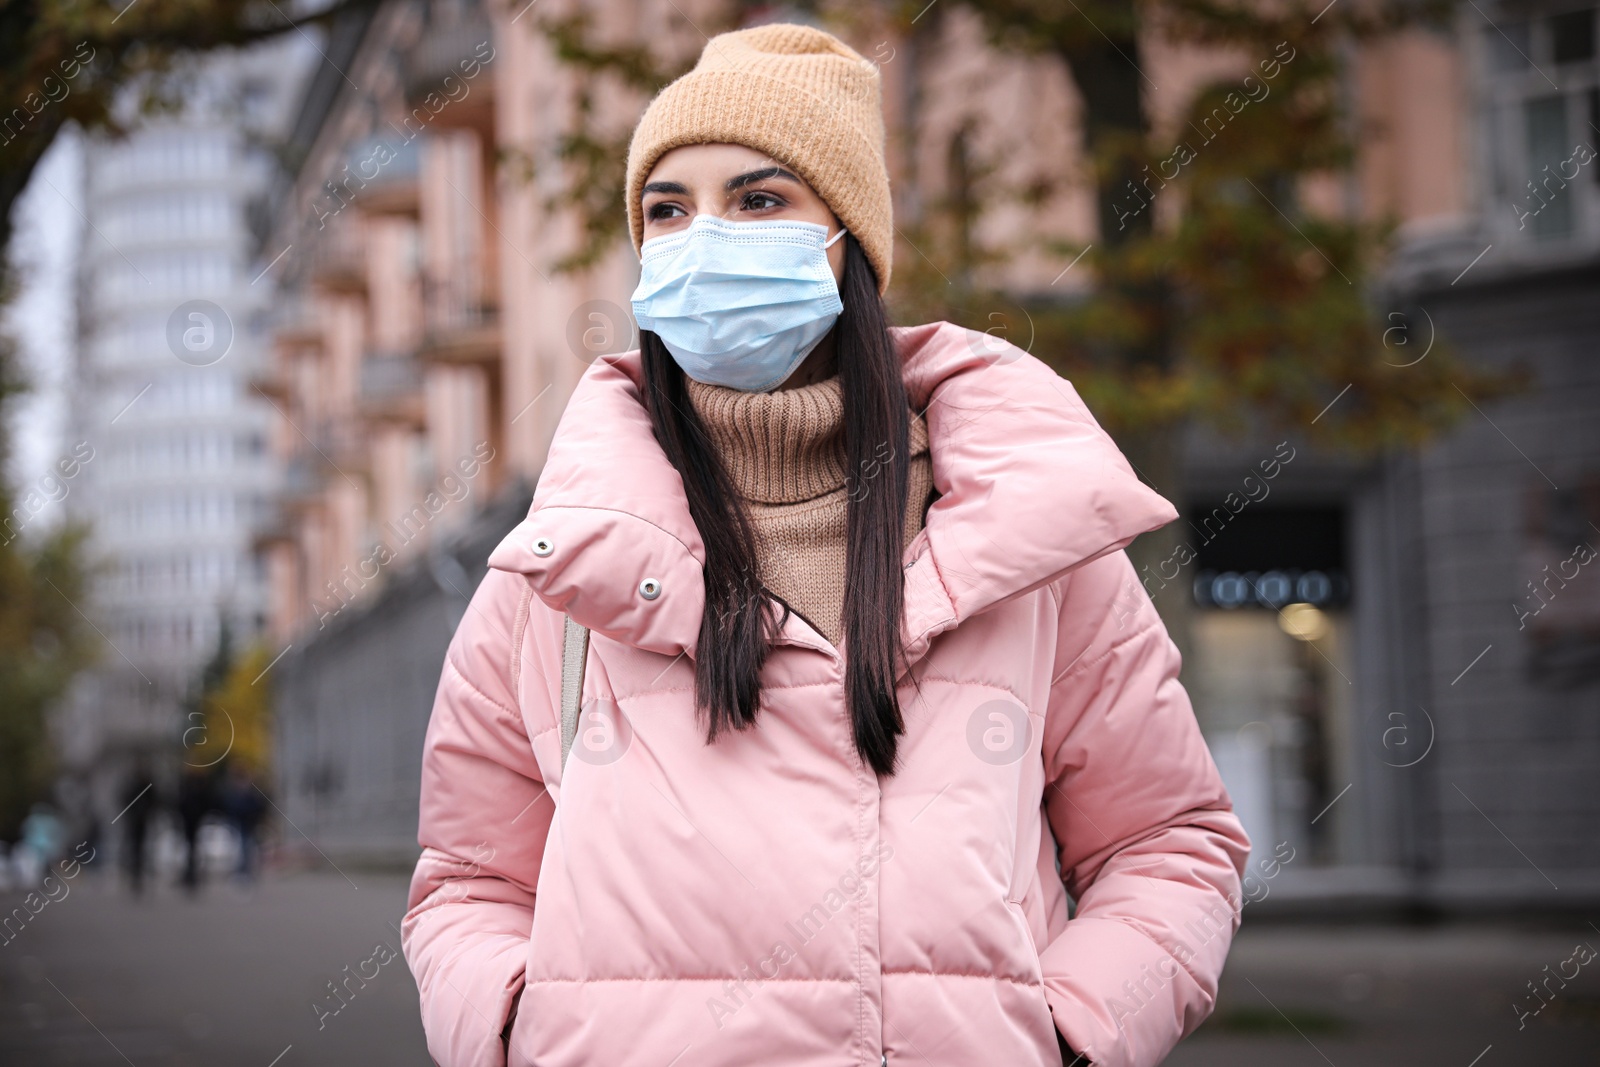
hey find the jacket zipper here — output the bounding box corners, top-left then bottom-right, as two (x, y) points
(765, 590), (842, 664)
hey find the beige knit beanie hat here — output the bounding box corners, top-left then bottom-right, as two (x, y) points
(624, 22), (894, 295)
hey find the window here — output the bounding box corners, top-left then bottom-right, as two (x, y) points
(1551, 7), (1597, 62)
(1491, 17), (1534, 71)
(1524, 93), (1575, 237)
(1519, 478), (1600, 685)
(1483, 4), (1600, 247)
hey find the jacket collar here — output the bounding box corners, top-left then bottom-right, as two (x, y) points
(487, 321), (1178, 679)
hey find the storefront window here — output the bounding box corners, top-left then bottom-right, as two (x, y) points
(1185, 507), (1354, 868)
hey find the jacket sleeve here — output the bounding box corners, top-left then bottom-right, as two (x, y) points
(401, 567), (556, 1067)
(1036, 549), (1251, 1067)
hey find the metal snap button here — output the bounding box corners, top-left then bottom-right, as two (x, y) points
(638, 577), (662, 600)
(532, 537), (554, 557)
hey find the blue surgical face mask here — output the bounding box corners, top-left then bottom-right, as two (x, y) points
(630, 214), (847, 392)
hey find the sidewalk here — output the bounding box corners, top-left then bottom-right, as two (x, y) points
(0, 867), (429, 1066)
(2, 868), (1596, 1065)
(1172, 919), (1600, 1067)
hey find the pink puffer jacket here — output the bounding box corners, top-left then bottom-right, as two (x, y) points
(401, 320), (1251, 1067)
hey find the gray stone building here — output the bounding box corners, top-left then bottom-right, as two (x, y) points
(271, 481), (531, 864)
(1180, 4), (1600, 911)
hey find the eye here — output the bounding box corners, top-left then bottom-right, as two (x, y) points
(742, 190), (785, 211)
(646, 201), (685, 220)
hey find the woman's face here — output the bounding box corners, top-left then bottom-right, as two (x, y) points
(640, 143), (847, 289)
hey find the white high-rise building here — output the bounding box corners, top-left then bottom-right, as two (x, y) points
(56, 40), (316, 809)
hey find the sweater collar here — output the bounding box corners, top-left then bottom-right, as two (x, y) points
(487, 321), (1178, 677)
(682, 373), (932, 506)
(683, 373), (850, 504)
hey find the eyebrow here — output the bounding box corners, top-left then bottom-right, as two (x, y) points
(641, 166), (804, 200)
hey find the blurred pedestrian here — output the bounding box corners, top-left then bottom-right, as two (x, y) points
(176, 764), (215, 894)
(219, 762), (268, 883)
(18, 802), (63, 887)
(117, 760), (157, 897)
(81, 812), (102, 879)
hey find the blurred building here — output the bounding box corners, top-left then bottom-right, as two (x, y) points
(255, 0), (1600, 908)
(56, 41), (316, 822)
(251, 0), (547, 860)
(251, 0), (521, 651)
(1190, 6), (1600, 911)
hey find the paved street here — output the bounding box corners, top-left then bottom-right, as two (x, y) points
(0, 866), (429, 1066)
(1170, 919), (1600, 1067)
(2, 866), (1596, 1065)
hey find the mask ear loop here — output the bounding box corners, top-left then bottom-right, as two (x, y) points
(824, 225), (847, 248)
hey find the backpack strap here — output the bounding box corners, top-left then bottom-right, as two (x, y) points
(559, 613), (590, 769)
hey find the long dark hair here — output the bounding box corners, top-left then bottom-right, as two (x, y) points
(638, 231), (912, 776)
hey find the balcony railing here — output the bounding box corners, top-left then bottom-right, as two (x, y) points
(282, 454), (323, 506)
(307, 419), (369, 474)
(308, 222), (366, 293)
(346, 135), (421, 216)
(403, 7), (495, 108)
(358, 350), (426, 425)
(272, 293), (322, 349)
(421, 302), (500, 366)
(251, 500), (297, 552)
(248, 369), (290, 404)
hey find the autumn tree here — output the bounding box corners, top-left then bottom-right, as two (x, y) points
(184, 629), (277, 779)
(0, 0), (378, 253)
(0, 502), (99, 841)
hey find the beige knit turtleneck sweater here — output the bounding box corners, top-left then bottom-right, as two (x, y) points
(684, 373), (935, 648)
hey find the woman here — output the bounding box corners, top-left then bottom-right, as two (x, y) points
(401, 22), (1250, 1067)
